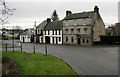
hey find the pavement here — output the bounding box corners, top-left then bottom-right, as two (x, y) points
(1, 41), (119, 75)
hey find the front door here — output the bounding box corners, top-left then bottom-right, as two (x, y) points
(45, 36), (50, 44)
(36, 36), (39, 43)
(23, 37), (24, 42)
(77, 38), (81, 45)
(56, 37), (58, 44)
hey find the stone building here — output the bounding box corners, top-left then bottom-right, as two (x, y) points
(115, 23), (120, 35)
(62, 6), (105, 45)
(106, 23), (120, 36)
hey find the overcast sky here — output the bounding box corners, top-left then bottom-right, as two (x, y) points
(1, 0), (119, 29)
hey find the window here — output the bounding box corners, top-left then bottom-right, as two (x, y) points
(44, 30), (46, 35)
(86, 39), (89, 43)
(28, 36), (30, 38)
(37, 29), (39, 33)
(53, 37), (54, 44)
(56, 30), (57, 35)
(59, 30), (61, 35)
(82, 39), (85, 43)
(71, 36), (74, 42)
(66, 36), (68, 42)
(84, 28), (88, 33)
(48, 30), (49, 35)
(59, 37), (61, 41)
(77, 28), (80, 33)
(52, 30), (54, 35)
(66, 29), (68, 33)
(71, 28), (74, 33)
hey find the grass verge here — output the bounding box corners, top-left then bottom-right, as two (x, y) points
(2, 51), (77, 76)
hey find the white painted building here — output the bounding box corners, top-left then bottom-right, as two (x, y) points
(20, 28), (34, 42)
(43, 21), (63, 44)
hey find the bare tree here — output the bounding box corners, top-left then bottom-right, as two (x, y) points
(0, 0), (15, 25)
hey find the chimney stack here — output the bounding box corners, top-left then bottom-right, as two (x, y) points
(47, 18), (51, 23)
(66, 10), (72, 17)
(94, 6), (99, 12)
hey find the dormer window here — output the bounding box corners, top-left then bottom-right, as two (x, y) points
(48, 30), (49, 35)
(59, 30), (61, 35)
(28, 36), (30, 38)
(44, 30), (46, 35)
(55, 30), (57, 35)
(37, 29), (39, 33)
(52, 30), (54, 35)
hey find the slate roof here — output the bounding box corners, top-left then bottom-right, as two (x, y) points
(21, 28), (34, 36)
(36, 20), (47, 29)
(45, 21), (62, 30)
(63, 11), (95, 20)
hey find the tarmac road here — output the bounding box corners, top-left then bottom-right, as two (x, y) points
(20, 43), (118, 75)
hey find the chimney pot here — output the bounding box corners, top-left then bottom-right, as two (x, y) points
(66, 10), (72, 17)
(47, 18), (51, 23)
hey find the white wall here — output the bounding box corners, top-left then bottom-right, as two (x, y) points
(20, 35), (31, 42)
(43, 30), (62, 44)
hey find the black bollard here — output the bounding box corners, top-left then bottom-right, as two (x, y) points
(45, 45), (47, 55)
(33, 45), (35, 53)
(5, 44), (7, 51)
(21, 44), (22, 51)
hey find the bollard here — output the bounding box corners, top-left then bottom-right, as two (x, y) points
(33, 45), (35, 53)
(21, 44), (22, 51)
(5, 44), (7, 51)
(45, 45), (47, 55)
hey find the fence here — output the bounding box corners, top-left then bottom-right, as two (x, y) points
(2, 43), (48, 55)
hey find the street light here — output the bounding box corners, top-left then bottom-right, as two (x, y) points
(11, 26), (14, 52)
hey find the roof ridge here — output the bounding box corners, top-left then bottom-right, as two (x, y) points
(71, 11), (94, 15)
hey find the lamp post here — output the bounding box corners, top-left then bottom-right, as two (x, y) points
(1, 24), (5, 51)
(12, 26), (14, 52)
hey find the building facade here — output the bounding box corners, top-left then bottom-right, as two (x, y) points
(43, 21), (62, 44)
(34, 20), (47, 43)
(62, 6), (105, 45)
(20, 28), (34, 42)
(106, 23), (120, 36)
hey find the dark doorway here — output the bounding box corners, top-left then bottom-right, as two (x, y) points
(56, 37), (58, 44)
(36, 36), (39, 43)
(23, 37), (24, 42)
(31, 36), (34, 42)
(45, 36), (50, 44)
(77, 38), (81, 45)
(41, 37), (43, 43)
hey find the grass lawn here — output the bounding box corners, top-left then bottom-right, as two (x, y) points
(0, 51), (1, 56)
(2, 51), (77, 76)
(0, 45), (2, 48)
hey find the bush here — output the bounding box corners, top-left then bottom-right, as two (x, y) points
(100, 36), (120, 45)
(2, 56), (20, 75)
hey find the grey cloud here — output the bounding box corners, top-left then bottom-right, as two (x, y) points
(5, 2), (118, 28)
